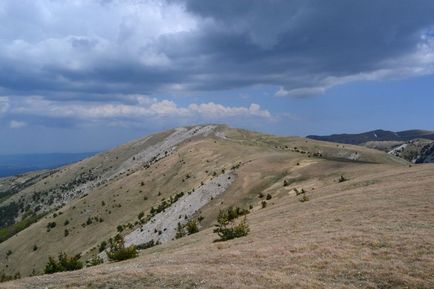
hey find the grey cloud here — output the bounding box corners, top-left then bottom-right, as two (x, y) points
(1, 0), (434, 100)
(3, 95), (271, 129)
(177, 0), (434, 93)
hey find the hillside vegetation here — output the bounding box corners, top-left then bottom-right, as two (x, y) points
(0, 125), (432, 289)
(308, 129), (434, 163)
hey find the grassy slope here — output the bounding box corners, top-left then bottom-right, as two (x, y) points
(4, 163), (433, 289)
(2, 126), (432, 288)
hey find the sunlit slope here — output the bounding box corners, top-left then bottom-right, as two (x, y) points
(4, 159), (434, 288)
(0, 125), (411, 281)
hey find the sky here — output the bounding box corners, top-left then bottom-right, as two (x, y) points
(1, 0), (434, 154)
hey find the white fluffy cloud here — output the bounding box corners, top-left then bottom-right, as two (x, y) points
(9, 95), (271, 124)
(0, 0), (197, 71)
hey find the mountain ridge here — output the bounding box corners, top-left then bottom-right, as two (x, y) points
(307, 129), (434, 163)
(307, 129), (434, 144)
(0, 125), (432, 289)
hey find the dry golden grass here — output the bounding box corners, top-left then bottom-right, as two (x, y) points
(3, 163), (433, 289)
(1, 126), (433, 288)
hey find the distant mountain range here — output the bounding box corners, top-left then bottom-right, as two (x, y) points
(307, 129), (434, 145)
(307, 129), (434, 163)
(0, 152), (97, 177)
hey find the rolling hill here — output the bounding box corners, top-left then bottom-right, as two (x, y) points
(307, 129), (434, 163)
(0, 125), (433, 289)
(307, 129), (434, 144)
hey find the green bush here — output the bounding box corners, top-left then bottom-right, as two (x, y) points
(98, 241), (107, 252)
(86, 217), (92, 225)
(176, 222), (186, 239)
(46, 222), (56, 232)
(138, 212), (144, 220)
(185, 219), (199, 235)
(176, 219), (200, 239)
(225, 206), (249, 221)
(213, 209), (250, 242)
(107, 235), (138, 262)
(44, 252), (83, 274)
(117, 225), (124, 232)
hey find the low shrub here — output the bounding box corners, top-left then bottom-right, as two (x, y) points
(185, 219), (199, 234)
(107, 235), (138, 262)
(225, 206), (249, 221)
(86, 217), (93, 225)
(46, 222), (56, 232)
(176, 222), (186, 239)
(213, 208), (250, 242)
(44, 252), (83, 274)
(98, 241), (107, 253)
(176, 219), (200, 239)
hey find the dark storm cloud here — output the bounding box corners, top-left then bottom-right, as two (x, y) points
(175, 0), (434, 94)
(0, 0), (434, 100)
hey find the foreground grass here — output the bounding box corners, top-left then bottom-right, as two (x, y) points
(3, 164), (433, 289)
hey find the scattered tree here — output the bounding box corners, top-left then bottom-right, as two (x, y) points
(213, 208), (250, 241)
(44, 252), (83, 274)
(98, 241), (107, 253)
(107, 235), (138, 262)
